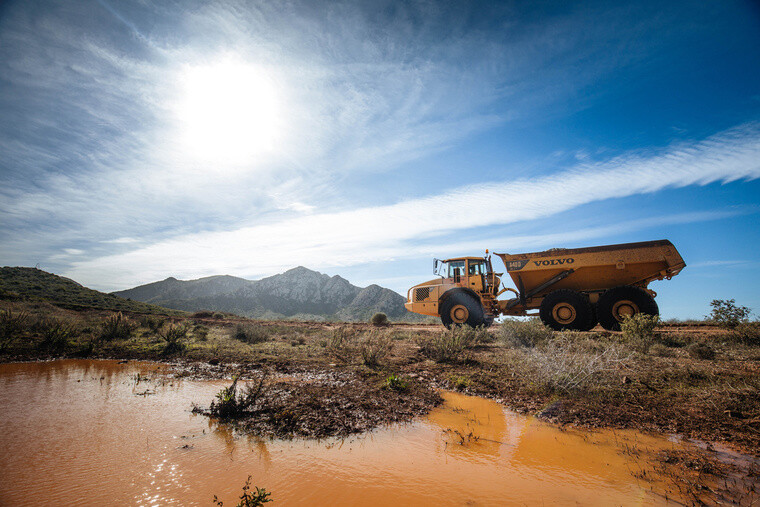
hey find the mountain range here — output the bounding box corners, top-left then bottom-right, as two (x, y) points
(113, 266), (420, 322)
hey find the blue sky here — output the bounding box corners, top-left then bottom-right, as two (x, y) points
(1, 0), (759, 319)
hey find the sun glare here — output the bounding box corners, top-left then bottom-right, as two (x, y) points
(176, 59), (281, 165)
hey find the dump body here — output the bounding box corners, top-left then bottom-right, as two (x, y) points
(495, 239), (685, 314)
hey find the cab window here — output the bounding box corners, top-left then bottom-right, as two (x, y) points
(447, 261), (465, 278)
(468, 261), (486, 276)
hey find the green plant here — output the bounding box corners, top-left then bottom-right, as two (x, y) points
(473, 325), (495, 343)
(383, 373), (408, 391)
(708, 299), (751, 328)
(213, 475), (272, 507)
(194, 324), (209, 341)
(687, 342), (715, 360)
(233, 323), (270, 344)
(449, 374), (470, 390)
(499, 318), (553, 348)
(418, 325), (476, 362)
(359, 330), (392, 367)
(209, 371), (269, 420)
(140, 315), (165, 334)
(370, 312), (389, 327)
(621, 313), (660, 353)
(99, 312), (135, 341)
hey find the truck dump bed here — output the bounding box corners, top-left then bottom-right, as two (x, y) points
(495, 239), (685, 299)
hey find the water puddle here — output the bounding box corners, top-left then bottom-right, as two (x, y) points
(0, 360), (750, 505)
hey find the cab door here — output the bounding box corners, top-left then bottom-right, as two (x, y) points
(467, 260), (486, 292)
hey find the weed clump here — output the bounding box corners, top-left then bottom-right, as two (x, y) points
(38, 318), (77, 354)
(499, 318), (553, 348)
(383, 373), (407, 391)
(708, 299), (751, 328)
(730, 322), (760, 347)
(140, 315), (165, 334)
(326, 327), (358, 363)
(208, 372), (269, 420)
(370, 312), (389, 327)
(99, 313), (135, 341)
(418, 325), (476, 363)
(233, 323), (269, 344)
(359, 330), (392, 367)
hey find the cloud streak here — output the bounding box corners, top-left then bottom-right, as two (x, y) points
(64, 124), (760, 289)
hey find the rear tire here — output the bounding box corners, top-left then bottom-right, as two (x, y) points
(597, 286), (659, 331)
(440, 292), (486, 329)
(539, 289), (595, 331)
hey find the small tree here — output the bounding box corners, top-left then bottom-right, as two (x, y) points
(708, 299), (751, 328)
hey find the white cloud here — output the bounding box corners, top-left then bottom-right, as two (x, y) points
(64, 124), (760, 289)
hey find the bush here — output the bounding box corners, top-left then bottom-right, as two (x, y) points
(208, 371), (269, 420)
(621, 313), (660, 353)
(0, 309), (29, 350)
(708, 299), (751, 328)
(730, 322), (760, 346)
(38, 318), (77, 354)
(233, 323), (270, 344)
(418, 325), (476, 363)
(99, 313), (135, 341)
(370, 312), (389, 327)
(326, 327), (357, 363)
(687, 342), (715, 360)
(499, 318), (553, 348)
(359, 330), (392, 367)
(194, 324), (209, 341)
(140, 315), (165, 334)
(192, 310), (214, 319)
(160, 324), (188, 356)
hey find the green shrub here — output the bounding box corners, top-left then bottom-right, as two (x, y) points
(370, 312), (389, 326)
(233, 323), (270, 344)
(499, 318), (553, 348)
(383, 373), (408, 391)
(687, 342), (715, 360)
(140, 315), (165, 333)
(418, 325), (476, 362)
(359, 330), (392, 367)
(194, 324), (209, 341)
(99, 312), (135, 341)
(449, 374), (470, 390)
(209, 372), (269, 420)
(621, 313), (660, 353)
(708, 299), (751, 328)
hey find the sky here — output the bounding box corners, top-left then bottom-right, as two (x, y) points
(1, 0), (759, 319)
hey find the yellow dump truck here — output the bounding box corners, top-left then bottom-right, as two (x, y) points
(405, 240), (686, 331)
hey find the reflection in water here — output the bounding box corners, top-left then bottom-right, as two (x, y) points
(0, 360), (714, 505)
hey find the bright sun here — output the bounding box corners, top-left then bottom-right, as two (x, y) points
(176, 59), (281, 165)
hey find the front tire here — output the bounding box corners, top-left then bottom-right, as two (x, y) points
(440, 292), (486, 329)
(539, 289), (596, 331)
(597, 286), (659, 331)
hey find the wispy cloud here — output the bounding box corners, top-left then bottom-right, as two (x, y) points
(64, 124), (760, 289)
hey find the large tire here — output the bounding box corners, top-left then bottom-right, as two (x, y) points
(440, 292), (486, 328)
(597, 286), (659, 331)
(539, 289), (596, 331)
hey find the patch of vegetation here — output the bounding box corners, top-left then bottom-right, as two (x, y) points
(213, 475), (272, 507)
(418, 325), (476, 362)
(326, 326), (358, 363)
(708, 299), (752, 328)
(449, 374), (470, 390)
(160, 324), (188, 356)
(38, 318), (77, 354)
(99, 312), (135, 341)
(370, 312), (389, 326)
(383, 373), (407, 391)
(730, 322), (760, 346)
(140, 315), (165, 334)
(0, 308), (28, 351)
(498, 318), (553, 348)
(208, 373), (269, 420)
(233, 323), (270, 344)
(687, 342), (715, 360)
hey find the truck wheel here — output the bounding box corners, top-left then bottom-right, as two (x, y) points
(597, 286), (659, 331)
(440, 292), (486, 329)
(539, 289), (595, 331)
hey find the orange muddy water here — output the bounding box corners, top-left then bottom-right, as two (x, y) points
(0, 360), (708, 505)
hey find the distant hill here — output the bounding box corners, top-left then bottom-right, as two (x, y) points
(114, 266), (422, 322)
(0, 267), (184, 315)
